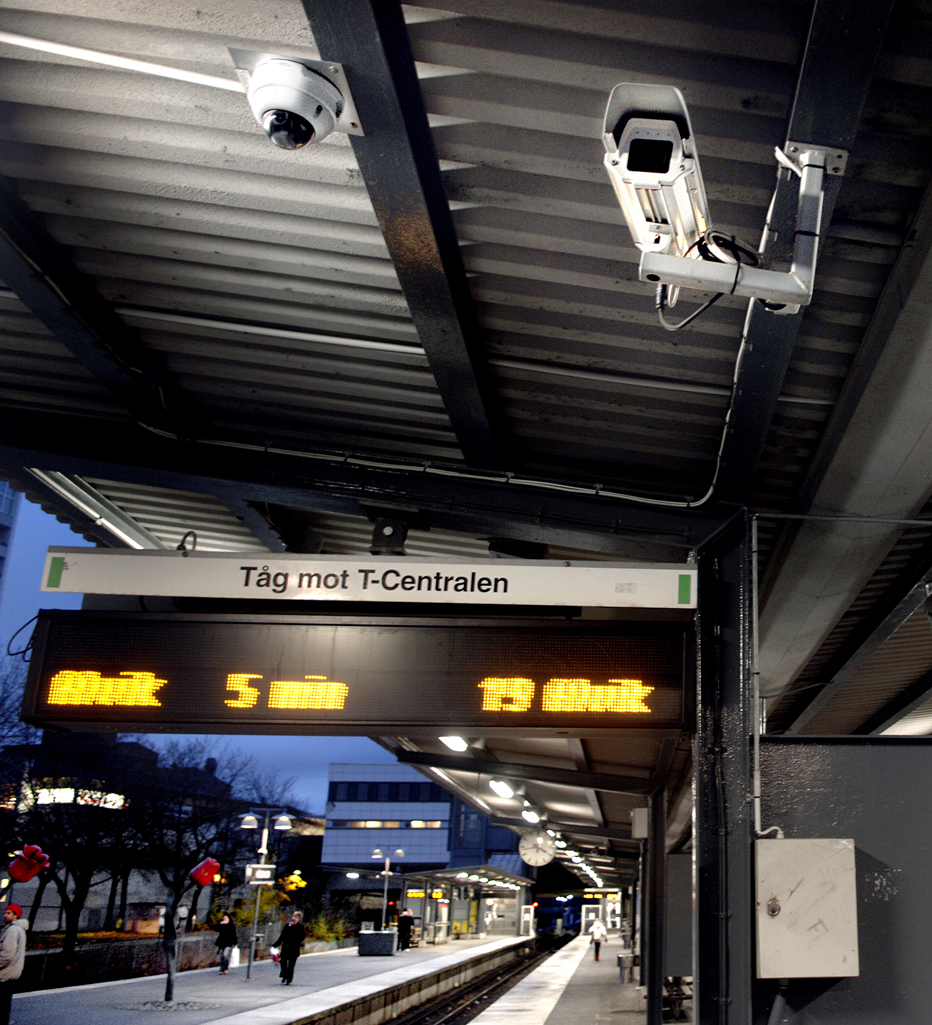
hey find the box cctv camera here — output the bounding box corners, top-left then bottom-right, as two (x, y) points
(229, 48), (364, 149)
(603, 84), (711, 260)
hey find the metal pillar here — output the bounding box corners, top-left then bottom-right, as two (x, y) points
(695, 515), (753, 1023)
(246, 812), (271, 980)
(644, 787), (667, 1025)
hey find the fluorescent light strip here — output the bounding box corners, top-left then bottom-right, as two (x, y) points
(26, 469), (147, 549)
(0, 31), (243, 92)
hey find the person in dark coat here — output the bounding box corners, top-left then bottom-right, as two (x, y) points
(214, 914), (238, 974)
(397, 908), (414, 952)
(274, 911), (306, 984)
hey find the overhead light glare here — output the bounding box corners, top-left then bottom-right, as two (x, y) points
(522, 809), (541, 824)
(489, 779), (514, 799)
(346, 872), (359, 879)
(439, 736), (469, 752)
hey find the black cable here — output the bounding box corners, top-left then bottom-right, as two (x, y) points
(6, 615), (37, 660)
(656, 284), (725, 332)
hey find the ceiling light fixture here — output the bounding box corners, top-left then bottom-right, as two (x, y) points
(439, 736), (469, 752)
(489, 779), (515, 799)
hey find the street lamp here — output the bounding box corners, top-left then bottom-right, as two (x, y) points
(241, 807), (292, 979)
(372, 847), (404, 931)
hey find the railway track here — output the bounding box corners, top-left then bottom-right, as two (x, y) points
(391, 937), (572, 1025)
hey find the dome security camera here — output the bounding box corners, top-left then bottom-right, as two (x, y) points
(247, 58), (345, 149)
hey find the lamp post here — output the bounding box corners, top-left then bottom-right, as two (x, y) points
(241, 808), (292, 979)
(372, 847), (404, 931)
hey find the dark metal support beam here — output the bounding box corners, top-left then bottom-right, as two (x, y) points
(0, 177), (190, 434)
(715, 0), (896, 503)
(490, 816), (639, 848)
(568, 738), (606, 828)
(854, 661), (932, 736)
(397, 749), (660, 796)
(645, 788), (666, 1025)
(302, 0), (504, 468)
(0, 411), (731, 552)
(782, 544), (932, 733)
(214, 493), (287, 553)
(695, 515), (753, 1023)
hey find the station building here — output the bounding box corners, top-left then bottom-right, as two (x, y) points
(323, 762), (528, 937)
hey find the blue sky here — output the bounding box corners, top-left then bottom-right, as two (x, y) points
(0, 496), (395, 813)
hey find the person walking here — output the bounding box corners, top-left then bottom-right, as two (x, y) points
(587, 917), (608, 962)
(214, 913), (238, 974)
(273, 911), (306, 985)
(0, 904), (28, 1025)
(397, 908), (414, 952)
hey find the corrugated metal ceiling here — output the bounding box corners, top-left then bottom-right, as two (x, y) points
(0, 0), (931, 744)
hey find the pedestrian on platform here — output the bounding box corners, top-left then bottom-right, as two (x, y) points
(587, 918), (608, 962)
(0, 904), (28, 1025)
(397, 908), (414, 951)
(215, 913), (238, 974)
(273, 910), (306, 985)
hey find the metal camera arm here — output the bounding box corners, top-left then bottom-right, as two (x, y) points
(640, 143), (847, 313)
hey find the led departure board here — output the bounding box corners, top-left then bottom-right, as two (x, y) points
(24, 613), (692, 734)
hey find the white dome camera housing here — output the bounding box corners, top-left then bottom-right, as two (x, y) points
(247, 58), (344, 149)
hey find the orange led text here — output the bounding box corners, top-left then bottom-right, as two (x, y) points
(480, 676), (653, 714)
(47, 670), (165, 707)
(225, 673), (349, 710)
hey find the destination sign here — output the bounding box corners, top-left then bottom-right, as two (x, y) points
(40, 549), (697, 609)
(24, 613), (691, 734)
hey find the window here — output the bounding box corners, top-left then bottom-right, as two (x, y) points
(383, 820), (400, 828)
(410, 819), (425, 829)
(418, 783), (432, 800)
(398, 783), (410, 801)
(377, 782), (390, 801)
(333, 782), (348, 801)
(356, 782), (370, 801)
(364, 820), (381, 828)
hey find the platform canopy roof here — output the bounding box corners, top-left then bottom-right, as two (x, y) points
(2, 0), (932, 883)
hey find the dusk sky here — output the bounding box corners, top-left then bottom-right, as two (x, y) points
(0, 496), (395, 813)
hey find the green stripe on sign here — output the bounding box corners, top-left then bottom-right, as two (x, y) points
(678, 574), (692, 605)
(46, 556), (65, 588)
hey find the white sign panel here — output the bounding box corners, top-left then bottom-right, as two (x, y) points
(245, 863), (277, 885)
(41, 549), (696, 609)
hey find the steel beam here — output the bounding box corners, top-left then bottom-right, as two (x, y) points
(0, 176), (190, 434)
(489, 816), (639, 848)
(301, 0), (503, 469)
(782, 546), (932, 733)
(854, 661), (932, 735)
(214, 493), (287, 553)
(645, 788), (666, 1025)
(568, 738), (606, 828)
(0, 410), (731, 552)
(715, 0), (896, 503)
(695, 515), (753, 1023)
(397, 749), (660, 796)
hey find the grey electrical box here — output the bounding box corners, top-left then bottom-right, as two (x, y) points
(631, 807), (648, 838)
(755, 838), (859, 979)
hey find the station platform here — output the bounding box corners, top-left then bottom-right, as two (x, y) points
(11, 935), (531, 1025)
(469, 935), (646, 1025)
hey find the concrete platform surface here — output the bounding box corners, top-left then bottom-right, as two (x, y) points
(469, 935), (645, 1025)
(11, 936), (524, 1025)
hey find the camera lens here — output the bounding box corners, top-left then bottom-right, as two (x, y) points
(262, 109), (314, 150)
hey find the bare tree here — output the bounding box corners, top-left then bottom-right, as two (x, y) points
(133, 739), (255, 1002)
